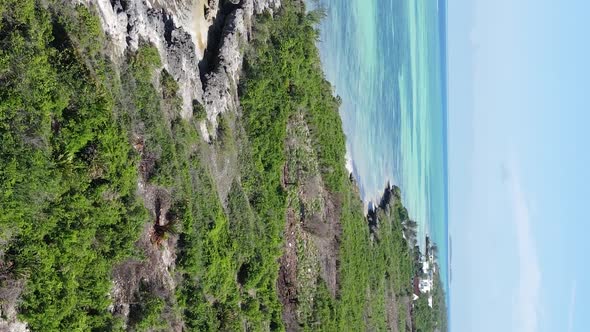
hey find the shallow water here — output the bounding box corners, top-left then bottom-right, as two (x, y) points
(312, 0), (449, 296)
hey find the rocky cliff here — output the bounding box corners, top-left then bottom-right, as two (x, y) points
(75, 0), (280, 140)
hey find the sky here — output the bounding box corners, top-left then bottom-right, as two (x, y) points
(448, 0), (590, 331)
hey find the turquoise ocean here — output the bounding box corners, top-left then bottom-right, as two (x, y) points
(311, 0), (449, 300)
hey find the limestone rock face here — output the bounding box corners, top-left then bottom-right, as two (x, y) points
(75, 0), (205, 119)
(194, 0), (278, 140)
(201, 8), (246, 139)
(75, 0), (280, 138)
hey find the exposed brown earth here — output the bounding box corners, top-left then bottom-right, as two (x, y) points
(110, 134), (182, 330)
(277, 113), (343, 329)
(386, 289), (400, 332)
(307, 193), (342, 298)
(277, 207), (300, 331)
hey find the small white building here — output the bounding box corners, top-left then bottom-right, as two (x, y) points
(413, 237), (440, 304)
(419, 279), (433, 293)
(422, 261), (430, 273)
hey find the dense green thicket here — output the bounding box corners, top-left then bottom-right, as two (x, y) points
(124, 43), (284, 330)
(262, 176), (418, 331)
(0, 1), (288, 329)
(242, 3), (346, 194)
(0, 2), (144, 330)
(241, 3), (446, 331)
(315, 185), (415, 331)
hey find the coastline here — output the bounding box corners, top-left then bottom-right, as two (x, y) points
(313, 0), (451, 302)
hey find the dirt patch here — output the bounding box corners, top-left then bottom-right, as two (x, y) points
(284, 112), (342, 297)
(0, 277), (28, 332)
(193, 0), (209, 55)
(277, 113), (344, 329)
(305, 192), (341, 297)
(386, 289), (399, 332)
(402, 295), (412, 332)
(111, 221), (181, 331)
(110, 134), (181, 330)
(0, 233), (28, 332)
(277, 207), (300, 331)
(206, 112), (240, 206)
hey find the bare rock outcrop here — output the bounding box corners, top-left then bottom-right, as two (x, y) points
(74, 0), (206, 119)
(75, 0), (280, 139)
(200, 7), (247, 139)
(200, 0), (279, 139)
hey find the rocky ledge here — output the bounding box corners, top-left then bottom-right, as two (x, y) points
(74, 0), (280, 140)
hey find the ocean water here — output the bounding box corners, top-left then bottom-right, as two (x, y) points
(311, 0), (449, 296)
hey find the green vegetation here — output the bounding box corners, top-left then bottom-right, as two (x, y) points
(0, 0), (447, 331)
(242, 3), (447, 331)
(128, 282), (167, 332)
(125, 42), (285, 331)
(414, 270), (448, 332)
(324, 185), (415, 330)
(193, 101), (207, 121)
(0, 2), (145, 330)
(242, 3), (346, 194)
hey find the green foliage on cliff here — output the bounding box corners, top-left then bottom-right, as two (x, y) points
(303, 185), (416, 331)
(124, 43), (285, 330)
(243, 2), (347, 195)
(0, 2), (145, 330)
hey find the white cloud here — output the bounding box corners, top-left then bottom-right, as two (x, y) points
(568, 281), (577, 332)
(506, 161), (541, 332)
